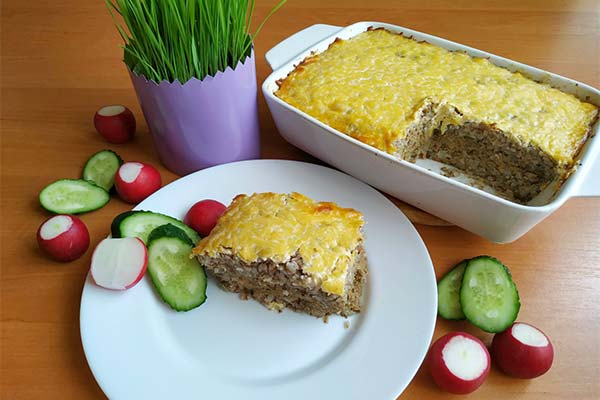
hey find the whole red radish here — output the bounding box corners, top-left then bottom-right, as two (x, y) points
(90, 237), (148, 290)
(491, 322), (554, 379)
(115, 162), (162, 204)
(428, 332), (490, 394)
(36, 214), (90, 262)
(184, 199), (226, 236)
(94, 105), (136, 144)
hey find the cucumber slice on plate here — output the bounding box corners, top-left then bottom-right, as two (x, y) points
(437, 260), (468, 320)
(82, 149), (123, 191)
(111, 210), (201, 244)
(147, 224), (207, 312)
(39, 179), (110, 214)
(110, 210), (136, 236)
(460, 256), (520, 333)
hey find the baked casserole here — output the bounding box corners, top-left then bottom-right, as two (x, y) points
(192, 192), (368, 317)
(275, 28), (599, 203)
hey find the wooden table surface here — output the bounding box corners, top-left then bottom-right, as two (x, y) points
(2, 0), (599, 399)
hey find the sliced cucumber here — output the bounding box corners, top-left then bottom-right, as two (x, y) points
(82, 149), (123, 191)
(110, 210), (136, 238)
(39, 179), (109, 214)
(111, 210), (200, 244)
(460, 256), (520, 333)
(147, 224), (207, 311)
(437, 260), (468, 320)
(147, 223), (194, 246)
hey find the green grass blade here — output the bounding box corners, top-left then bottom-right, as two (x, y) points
(105, 0), (286, 82)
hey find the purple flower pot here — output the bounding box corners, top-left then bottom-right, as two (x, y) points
(129, 52), (261, 176)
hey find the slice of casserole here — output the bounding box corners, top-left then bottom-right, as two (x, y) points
(191, 192), (368, 318)
(275, 28), (599, 203)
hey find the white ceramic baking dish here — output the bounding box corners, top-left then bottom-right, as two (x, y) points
(262, 22), (600, 243)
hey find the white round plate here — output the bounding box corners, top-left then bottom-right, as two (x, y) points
(80, 159), (437, 399)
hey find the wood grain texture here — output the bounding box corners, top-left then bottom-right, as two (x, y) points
(1, 0), (599, 399)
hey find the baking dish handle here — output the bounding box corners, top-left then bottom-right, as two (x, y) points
(265, 24), (342, 71)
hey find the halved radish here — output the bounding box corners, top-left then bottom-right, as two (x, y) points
(184, 199), (226, 236)
(94, 105), (136, 144)
(428, 332), (490, 394)
(491, 322), (554, 379)
(36, 215), (90, 262)
(90, 237), (148, 290)
(114, 162), (162, 204)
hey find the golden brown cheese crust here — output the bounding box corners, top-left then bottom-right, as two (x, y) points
(191, 192), (364, 296)
(275, 29), (598, 166)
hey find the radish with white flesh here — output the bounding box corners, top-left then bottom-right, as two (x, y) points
(428, 332), (490, 394)
(90, 237), (147, 290)
(94, 105), (136, 143)
(115, 162), (161, 204)
(491, 322), (554, 379)
(36, 215), (90, 262)
(184, 199), (226, 236)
